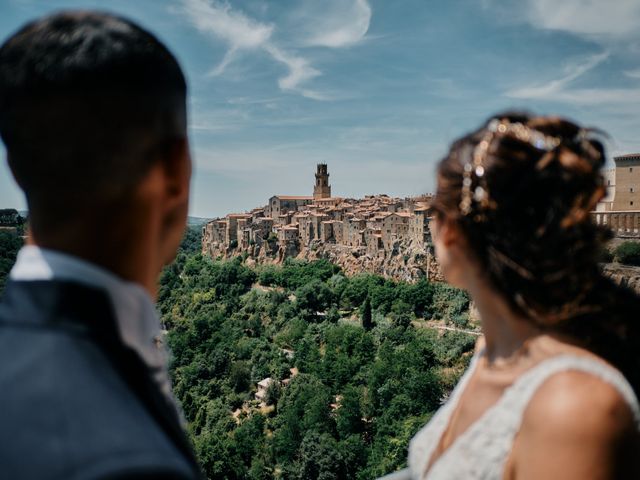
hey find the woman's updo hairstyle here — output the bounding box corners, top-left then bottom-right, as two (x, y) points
(433, 111), (610, 323)
(433, 111), (640, 395)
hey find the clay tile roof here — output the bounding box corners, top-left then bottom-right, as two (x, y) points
(227, 213), (251, 218)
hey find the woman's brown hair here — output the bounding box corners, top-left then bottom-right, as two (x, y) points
(433, 111), (640, 395)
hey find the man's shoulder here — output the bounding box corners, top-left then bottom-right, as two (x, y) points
(0, 302), (196, 479)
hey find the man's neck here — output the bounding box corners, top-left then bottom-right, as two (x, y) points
(29, 217), (161, 299)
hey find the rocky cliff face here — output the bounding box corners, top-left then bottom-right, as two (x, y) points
(204, 240), (640, 295)
(204, 239), (443, 282)
(600, 263), (640, 295)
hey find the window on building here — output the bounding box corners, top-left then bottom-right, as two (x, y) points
(632, 201), (634, 206)
(608, 180), (611, 186)
(631, 167), (634, 173)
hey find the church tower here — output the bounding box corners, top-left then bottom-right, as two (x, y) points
(313, 163), (331, 200)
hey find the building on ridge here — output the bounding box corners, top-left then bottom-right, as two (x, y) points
(313, 163), (331, 200)
(596, 153), (640, 211)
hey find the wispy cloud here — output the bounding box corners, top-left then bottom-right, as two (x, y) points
(302, 0), (372, 48)
(625, 69), (640, 79)
(181, 0), (321, 97)
(524, 0), (640, 40)
(505, 51), (610, 101)
(181, 0), (370, 100)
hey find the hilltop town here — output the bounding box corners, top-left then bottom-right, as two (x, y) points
(202, 164), (440, 281)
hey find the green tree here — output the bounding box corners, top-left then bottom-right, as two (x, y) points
(614, 241), (640, 266)
(230, 360), (251, 393)
(361, 297), (373, 331)
(295, 279), (334, 316)
(295, 431), (346, 480)
(336, 385), (364, 439)
(0, 230), (23, 292)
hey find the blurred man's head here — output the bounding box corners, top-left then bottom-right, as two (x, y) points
(0, 11), (191, 278)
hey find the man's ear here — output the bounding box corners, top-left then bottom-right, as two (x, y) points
(160, 137), (191, 204)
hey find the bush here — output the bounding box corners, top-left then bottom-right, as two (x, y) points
(431, 283), (470, 323)
(597, 245), (614, 263)
(614, 241), (640, 266)
(257, 266), (280, 286)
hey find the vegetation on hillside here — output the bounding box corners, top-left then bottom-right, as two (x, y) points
(0, 224), (477, 478)
(160, 228), (476, 479)
(613, 241), (640, 267)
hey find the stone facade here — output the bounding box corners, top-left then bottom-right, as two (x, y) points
(592, 153), (640, 237)
(202, 164), (439, 281)
(313, 163), (331, 200)
(596, 153), (640, 211)
(612, 154), (640, 210)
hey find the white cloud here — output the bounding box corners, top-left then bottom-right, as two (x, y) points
(182, 0), (272, 50)
(302, 0), (372, 48)
(625, 69), (640, 79)
(505, 51), (640, 106)
(182, 0), (322, 97)
(263, 44), (321, 93)
(182, 0), (371, 99)
(524, 0), (640, 40)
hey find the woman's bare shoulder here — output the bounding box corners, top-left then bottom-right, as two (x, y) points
(524, 369), (635, 437)
(510, 369), (640, 479)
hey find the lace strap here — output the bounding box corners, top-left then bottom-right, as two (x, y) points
(504, 355), (640, 427)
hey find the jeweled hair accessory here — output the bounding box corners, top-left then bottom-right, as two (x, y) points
(459, 118), (562, 217)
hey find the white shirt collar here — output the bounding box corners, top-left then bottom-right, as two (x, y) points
(9, 245), (172, 396)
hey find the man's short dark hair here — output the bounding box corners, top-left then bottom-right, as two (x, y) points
(0, 11), (187, 230)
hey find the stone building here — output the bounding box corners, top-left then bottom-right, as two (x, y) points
(278, 225), (299, 245)
(251, 217), (274, 245)
(591, 154), (640, 237)
(410, 207), (433, 243)
(202, 163), (440, 260)
(381, 212), (412, 248)
(313, 163), (331, 200)
(268, 195), (314, 219)
(612, 153), (640, 210)
(226, 214), (251, 244)
(596, 153), (640, 211)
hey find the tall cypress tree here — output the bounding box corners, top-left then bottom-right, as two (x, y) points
(361, 296), (373, 331)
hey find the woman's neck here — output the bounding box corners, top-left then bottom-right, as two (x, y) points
(467, 275), (541, 365)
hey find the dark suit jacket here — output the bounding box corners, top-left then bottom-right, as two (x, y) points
(0, 280), (202, 480)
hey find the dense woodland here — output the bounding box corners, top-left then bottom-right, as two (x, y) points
(159, 227), (476, 479)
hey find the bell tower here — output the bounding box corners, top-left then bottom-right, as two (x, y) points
(313, 163), (331, 200)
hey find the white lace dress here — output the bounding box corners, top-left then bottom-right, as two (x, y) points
(380, 351), (640, 480)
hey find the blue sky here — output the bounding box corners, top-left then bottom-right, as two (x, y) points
(1, 0), (640, 218)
